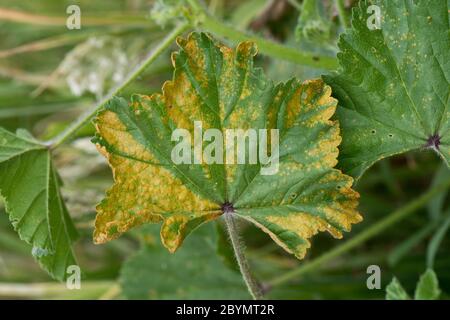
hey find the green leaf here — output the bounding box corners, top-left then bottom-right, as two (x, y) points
(415, 269), (441, 300)
(120, 223), (250, 299)
(324, 0), (450, 179)
(387, 269), (442, 300)
(0, 127), (78, 281)
(93, 32), (361, 259)
(386, 277), (410, 300)
(296, 0), (333, 44)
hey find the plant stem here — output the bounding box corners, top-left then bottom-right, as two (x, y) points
(335, 0), (350, 28)
(186, 0), (339, 70)
(48, 22), (190, 149)
(223, 212), (264, 300)
(0, 281), (115, 299)
(268, 178), (450, 287)
(286, 0), (302, 11)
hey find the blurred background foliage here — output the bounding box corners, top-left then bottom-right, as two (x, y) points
(0, 0), (448, 300)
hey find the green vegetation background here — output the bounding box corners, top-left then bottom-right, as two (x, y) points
(0, 0), (448, 300)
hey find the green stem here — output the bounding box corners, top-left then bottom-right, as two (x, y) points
(286, 0), (302, 11)
(187, 0), (339, 70)
(0, 281), (115, 299)
(335, 0), (350, 28)
(47, 22), (190, 149)
(224, 213), (264, 300)
(268, 178), (450, 287)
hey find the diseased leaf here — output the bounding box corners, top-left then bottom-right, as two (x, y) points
(93, 32), (361, 259)
(120, 223), (250, 299)
(0, 128), (78, 281)
(324, 0), (450, 179)
(386, 277), (410, 300)
(414, 269), (441, 300)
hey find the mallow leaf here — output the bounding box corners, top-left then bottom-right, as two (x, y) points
(386, 269), (441, 300)
(121, 223), (250, 299)
(324, 0), (450, 179)
(414, 269), (441, 300)
(295, 0), (333, 44)
(386, 277), (410, 300)
(0, 128), (78, 281)
(93, 32), (361, 259)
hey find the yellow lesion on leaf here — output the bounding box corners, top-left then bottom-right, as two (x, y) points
(277, 79), (338, 132)
(176, 34), (208, 88)
(233, 76), (361, 259)
(242, 173), (361, 259)
(162, 73), (203, 131)
(217, 45), (236, 120)
(93, 32), (363, 259)
(95, 110), (157, 164)
(160, 212), (221, 252)
(286, 86), (303, 129)
(265, 213), (340, 259)
(94, 110), (219, 251)
(235, 41), (257, 69)
(300, 80), (338, 128)
(306, 123), (341, 168)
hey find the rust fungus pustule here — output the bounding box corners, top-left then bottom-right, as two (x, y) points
(221, 202), (235, 214)
(426, 134), (441, 150)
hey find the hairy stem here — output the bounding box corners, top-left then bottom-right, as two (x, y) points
(47, 22), (189, 149)
(187, 0), (339, 70)
(223, 212), (264, 300)
(268, 178), (450, 287)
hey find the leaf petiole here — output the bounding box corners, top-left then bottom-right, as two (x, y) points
(223, 211), (264, 300)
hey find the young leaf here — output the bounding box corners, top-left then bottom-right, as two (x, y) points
(296, 0), (333, 44)
(120, 223), (249, 299)
(414, 269), (441, 300)
(386, 269), (441, 300)
(385, 277), (410, 300)
(324, 0), (450, 179)
(93, 32), (361, 259)
(0, 128), (78, 281)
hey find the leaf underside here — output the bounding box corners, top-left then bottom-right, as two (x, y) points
(0, 128), (78, 281)
(324, 0), (450, 179)
(93, 32), (361, 259)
